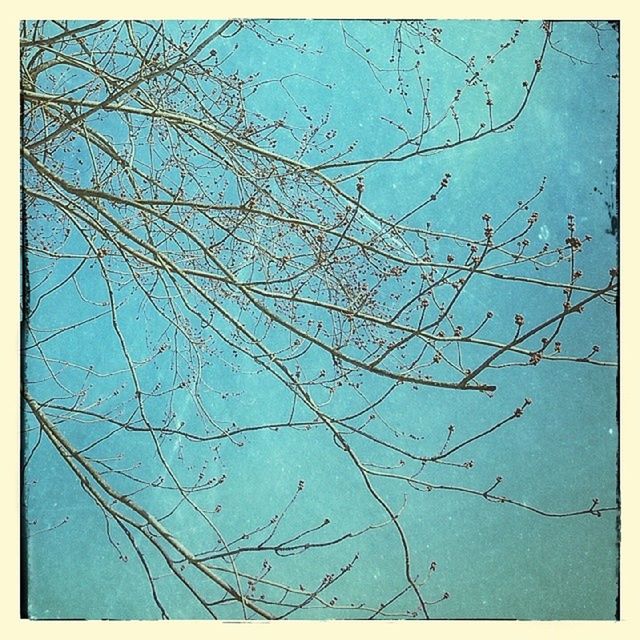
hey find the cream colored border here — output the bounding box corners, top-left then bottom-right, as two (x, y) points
(3, 1), (637, 638)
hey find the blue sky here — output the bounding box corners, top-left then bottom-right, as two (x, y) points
(22, 19), (619, 620)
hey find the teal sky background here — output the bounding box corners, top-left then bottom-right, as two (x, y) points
(22, 19), (619, 620)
